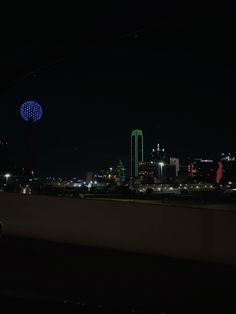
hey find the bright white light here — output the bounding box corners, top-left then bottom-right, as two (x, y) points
(159, 162), (164, 167)
(4, 174), (11, 178)
(169, 187), (173, 190)
(73, 183), (81, 188)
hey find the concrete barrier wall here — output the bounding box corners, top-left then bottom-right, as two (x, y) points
(0, 193), (236, 265)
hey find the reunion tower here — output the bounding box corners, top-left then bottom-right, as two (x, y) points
(20, 100), (43, 178)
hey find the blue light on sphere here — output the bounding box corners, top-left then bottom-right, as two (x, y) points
(20, 101), (43, 122)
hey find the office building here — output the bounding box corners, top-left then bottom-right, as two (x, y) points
(116, 160), (126, 185)
(170, 158), (180, 176)
(94, 167), (117, 185)
(188, 158), (218, 183)
(138, 161), (155, 184)
(131, 130), (144, 178)
(221, 160), (236, 184)
(162, 164), (176, 183)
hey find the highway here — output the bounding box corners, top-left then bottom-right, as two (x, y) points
(1, 192), (236, 312)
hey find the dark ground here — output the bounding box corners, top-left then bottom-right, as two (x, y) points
(1, 235), (236, 313)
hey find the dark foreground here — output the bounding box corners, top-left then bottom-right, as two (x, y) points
(1, 236), (236, 313)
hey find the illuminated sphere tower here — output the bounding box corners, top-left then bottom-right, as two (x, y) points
(20, 101), (43, 176)
(131, 129), (144, 178)
(20, 101), (43, 123)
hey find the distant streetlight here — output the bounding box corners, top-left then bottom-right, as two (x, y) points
(4, 173), (11, 186)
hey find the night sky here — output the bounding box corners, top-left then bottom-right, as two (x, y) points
(0, 11), (236, 177)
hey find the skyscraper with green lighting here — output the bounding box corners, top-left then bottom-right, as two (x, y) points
(131, 130), (144, 178)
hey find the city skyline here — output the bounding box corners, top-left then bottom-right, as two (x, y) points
(1, 125), (235, 179)
(1, 16), (236, 176)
